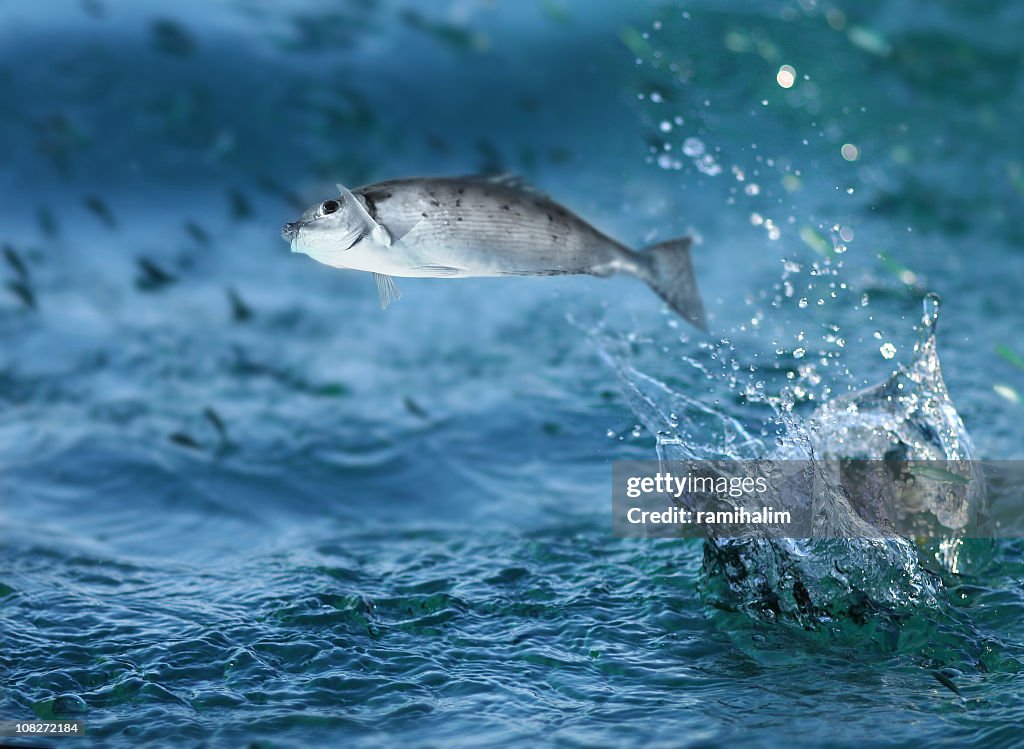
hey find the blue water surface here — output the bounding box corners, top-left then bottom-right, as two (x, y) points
(2, 1), (1024, 747)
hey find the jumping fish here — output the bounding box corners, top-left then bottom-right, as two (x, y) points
(281, 175), (706, 329)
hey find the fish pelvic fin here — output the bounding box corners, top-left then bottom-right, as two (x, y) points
(633, 237), (707, 331)
(373, 273), (401, 310)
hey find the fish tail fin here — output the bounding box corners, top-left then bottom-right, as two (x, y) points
(633, 237), (706, 331)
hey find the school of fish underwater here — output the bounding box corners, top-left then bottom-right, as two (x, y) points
(2, 0), (1024, 747)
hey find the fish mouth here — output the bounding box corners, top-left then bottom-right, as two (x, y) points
(281, 221), (302, 251)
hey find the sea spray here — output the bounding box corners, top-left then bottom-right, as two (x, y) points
(599, 295), (989, 625)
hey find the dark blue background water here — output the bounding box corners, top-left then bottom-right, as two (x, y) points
(2, 1), (1023, 747)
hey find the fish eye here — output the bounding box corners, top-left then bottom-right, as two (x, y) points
(321, 199), (341, 215)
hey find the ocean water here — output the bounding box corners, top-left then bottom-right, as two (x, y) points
(2, 1), (1024, 747)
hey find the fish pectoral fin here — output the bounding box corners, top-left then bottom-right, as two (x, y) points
(338, 182), (392, 247)
(336, 224), (368, 250)
(370, 224), (392, 247)
(414, 264), (461, 277)
(373, 273), (401, 310)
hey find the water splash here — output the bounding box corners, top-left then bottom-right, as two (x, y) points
(809, 294), (974, 467)
(808, 293), (989, 572)
(600, 294), (988, 626)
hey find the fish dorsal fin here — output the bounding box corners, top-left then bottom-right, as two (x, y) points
(337, 183), (392, 247)
(462, 173), (548, 199)
(373, 273), (401, 309)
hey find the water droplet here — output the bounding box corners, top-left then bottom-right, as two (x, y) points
(745, 183), (760, 196)
(880, 342), (897, 359)
(826, 8), (846, 29)
(659, 120), (673, 133)
(776, 65), (796, 88)
(682, 137), (705, 157)
(698, 158), (722, 176)
(922, 292), (941, 329)
(994, 384), (1021, 405)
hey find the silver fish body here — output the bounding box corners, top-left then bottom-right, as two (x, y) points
(350, 177), (629, 278)
(283, 175), (706, 328)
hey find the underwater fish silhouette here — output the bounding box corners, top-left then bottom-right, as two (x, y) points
(282, 175), (706, 329)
